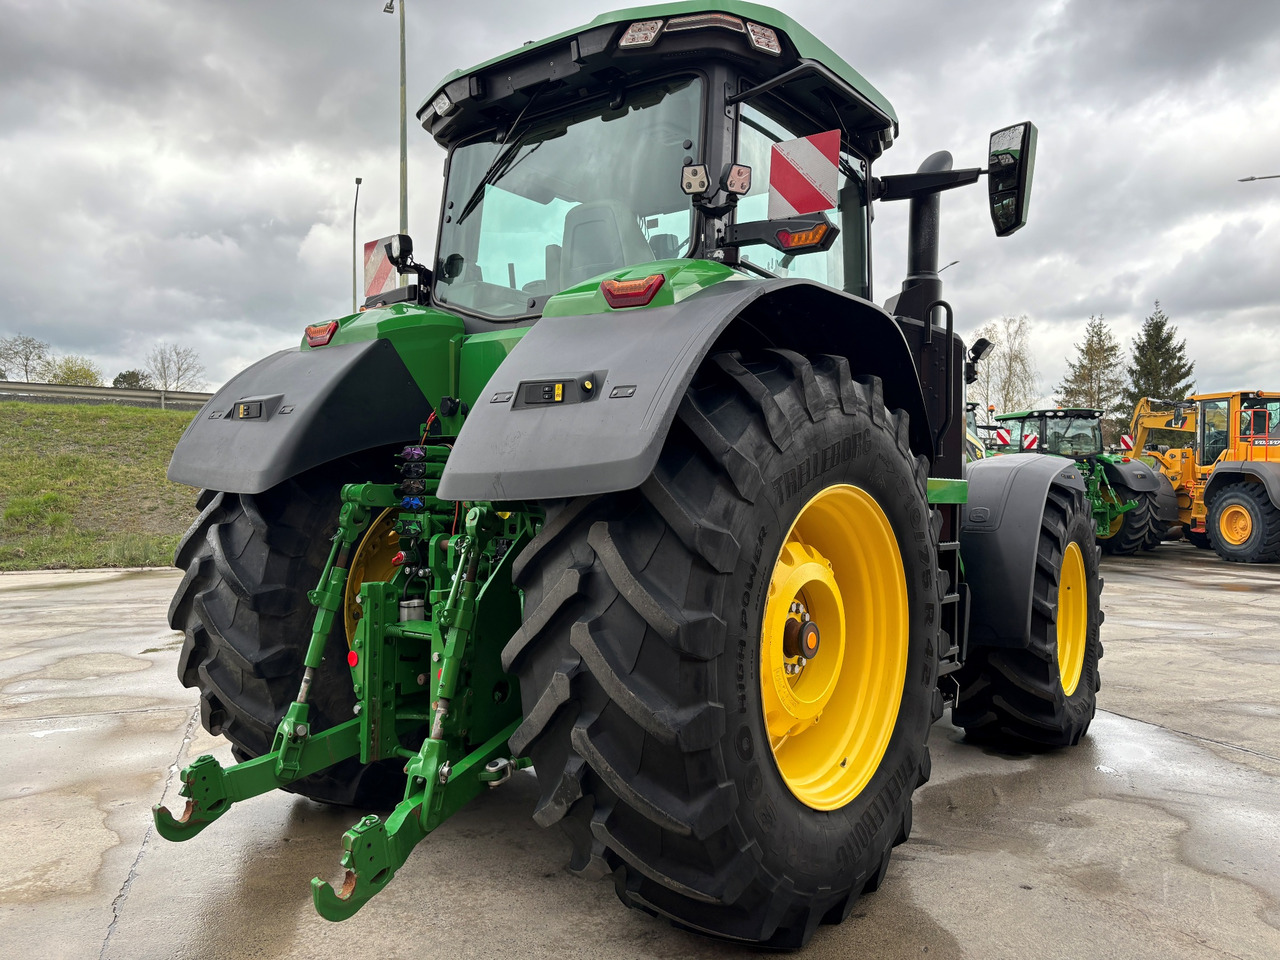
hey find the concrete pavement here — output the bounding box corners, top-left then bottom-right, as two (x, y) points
(1, 543), (1277, 959)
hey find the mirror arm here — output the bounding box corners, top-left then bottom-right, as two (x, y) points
(872, 168), (982, 202)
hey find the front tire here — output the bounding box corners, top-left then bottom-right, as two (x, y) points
(1208, 484), (1280, 563)
(507, 351), (940, 947)
(952, 483), (1103, 746)
(1098, 488), (1156, 556)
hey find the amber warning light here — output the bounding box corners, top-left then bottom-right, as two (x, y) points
(305, 321), (339, 347)
(601, 274), (665, 308)
(776, 222), (829, 249)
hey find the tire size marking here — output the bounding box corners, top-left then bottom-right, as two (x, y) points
(834, 751), (915, 869)
(738, 527), (769, 714)
(771, 429), (871, 504)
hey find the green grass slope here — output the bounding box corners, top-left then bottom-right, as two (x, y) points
(0, 401), (199, 570)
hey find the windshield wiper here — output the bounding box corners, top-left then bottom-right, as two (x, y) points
(454, 84), (549, 226)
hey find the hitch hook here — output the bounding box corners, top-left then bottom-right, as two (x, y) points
(151, 754), (233, 841)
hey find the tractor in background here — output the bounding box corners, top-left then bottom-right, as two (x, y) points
(993, 408), (1164, 554)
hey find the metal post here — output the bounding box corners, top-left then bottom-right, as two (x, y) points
(398, 0), (408, 283)
(352, 177), (362, 314)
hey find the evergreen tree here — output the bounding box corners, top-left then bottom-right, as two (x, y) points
(113, 369), (155, 390)
(1056, 315), (1126, 443)
(1123, 301), (1195, 410)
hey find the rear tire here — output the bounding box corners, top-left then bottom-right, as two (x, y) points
(1098, 489), (1156, 556)
(507, 351), (940, 947)
(168, 462), (405, 807)
(952, 483), (1103, 747)
(1208, 484), (1280, 563)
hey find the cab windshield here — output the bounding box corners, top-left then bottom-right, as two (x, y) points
(435, 77), (702, 320)
(1043, 417), (1103, 457)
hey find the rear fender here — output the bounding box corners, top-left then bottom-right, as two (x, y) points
(961, 454), (1088, 650)
(168, 340), (432, 494)
(437, 278), (931, 501)
(1204, 462), (1280, 507)
(1100, 457), (1160, 494)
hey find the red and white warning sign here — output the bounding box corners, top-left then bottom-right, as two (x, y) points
(768, 130), (840, 220)
(364, 238), (400, 302)
(1120, 434), (1135, 451)
(1023, 433), (1039, 450)
(994, 427), (1012, 446)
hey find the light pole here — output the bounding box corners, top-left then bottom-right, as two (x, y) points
(384, 0), (408, 283)
(940, 259), (959, 272)
(1239, 175), (1280, 182)
(352, 177), (363, 313)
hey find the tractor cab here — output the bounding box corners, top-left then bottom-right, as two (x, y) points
(994, 408), (1104, 459)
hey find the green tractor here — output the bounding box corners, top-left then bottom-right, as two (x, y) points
(992, 407), (1165, 554)
(154, 2), (1102, 947)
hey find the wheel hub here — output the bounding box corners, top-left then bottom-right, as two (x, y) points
(760, 484), (909, 811)
(1220, 504), (1253, 546)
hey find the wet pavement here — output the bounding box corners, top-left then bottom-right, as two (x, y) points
(1, 542), (1278, 960)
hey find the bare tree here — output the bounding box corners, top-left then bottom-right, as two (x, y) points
(966, 315), (1040, 416)
(0, 333), (51, 382)
(146, 342), (206, 392)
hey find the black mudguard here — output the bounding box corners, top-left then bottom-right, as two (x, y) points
(1100, 457), (1161, 494)
(168, 339), (431, 494)
(961, 453), (1088, 650)
(1203, 462), (1280, 507)
(437, 278), (930, 501)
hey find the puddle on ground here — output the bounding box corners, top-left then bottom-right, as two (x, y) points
(8, 652), (153, 683)
(0, 789), (117, 904)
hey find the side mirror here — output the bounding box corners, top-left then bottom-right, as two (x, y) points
(987, 122), (1037, 237)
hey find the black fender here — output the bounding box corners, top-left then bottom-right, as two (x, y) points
(437, 278), (930, 501)
(167, 339), (431, 494)
(1203, 462), (1280, 507)
(1100, 457), (1161, 494)
(961, 453), (1088, 649)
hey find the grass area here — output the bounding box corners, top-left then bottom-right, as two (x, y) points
(0, 402), (199, 571)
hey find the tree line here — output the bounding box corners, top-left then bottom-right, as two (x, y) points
(0, 334), (206, 392)
(967, 302), (1195, 443)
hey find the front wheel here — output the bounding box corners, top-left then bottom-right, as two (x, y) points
(507, 351), (940, 947)
(1208, 484), (1280, 563)
(952, 483), (1103, 746)
(1098, 488), (1156, 556)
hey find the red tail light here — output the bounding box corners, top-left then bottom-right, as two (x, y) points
(306, 321), (339, 347)
(601, 274), (665, 309)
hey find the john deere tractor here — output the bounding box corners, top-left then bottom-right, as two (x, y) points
(154, 3), (1102, 947)
(992, 408), (1164, 555)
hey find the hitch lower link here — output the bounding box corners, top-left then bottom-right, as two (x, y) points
(153, 469), (529, 921)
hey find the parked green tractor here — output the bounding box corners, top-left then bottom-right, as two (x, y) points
(154, 2), (1102, 947)
(992, 408), (1164, 554)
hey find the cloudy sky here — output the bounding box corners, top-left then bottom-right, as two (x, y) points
(2, 0), (1278, 398)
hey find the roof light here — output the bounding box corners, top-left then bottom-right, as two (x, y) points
(431, 91), (453, 116)
(681, 163), (711, 196)
(306, 320), (339, 347)
(722, 163), (752, 195)
(601, 274), (665, 308)
(618, 19), (663, 47)
(776, 222), (829, 249)
(745, 22), (782, 55)
(665, 13), (745, 33)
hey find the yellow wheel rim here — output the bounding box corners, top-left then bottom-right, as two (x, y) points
(343, 508), (400, 645)
(1057, 541), (1087, 696)
(1219, 504), (1253, 546)
(1099, 489), (1124, 539)
(760, 484), (908, 811)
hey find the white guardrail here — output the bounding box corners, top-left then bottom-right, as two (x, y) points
(0, 380), (214, 408)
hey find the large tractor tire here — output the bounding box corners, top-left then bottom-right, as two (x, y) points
(507, 351), (940, 948)
(1142, 474), (1178, 550)
(952, 483), (1102, 747)
(1097, 488), (1156, 557)
(1208, 484), (1280, 563)
(168, 460), (406, 807)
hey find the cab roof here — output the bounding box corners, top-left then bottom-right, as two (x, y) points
(995, 408), (1103, 421)
(420, 1), (898, 158)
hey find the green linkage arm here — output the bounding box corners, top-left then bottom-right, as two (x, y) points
(311, 718), (521, 921)
(152, 718), (361, 841)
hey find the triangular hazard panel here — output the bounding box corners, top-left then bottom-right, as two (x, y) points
(768, 130), (840, 219)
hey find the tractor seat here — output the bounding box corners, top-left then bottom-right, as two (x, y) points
(560, 200), (655, 289)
